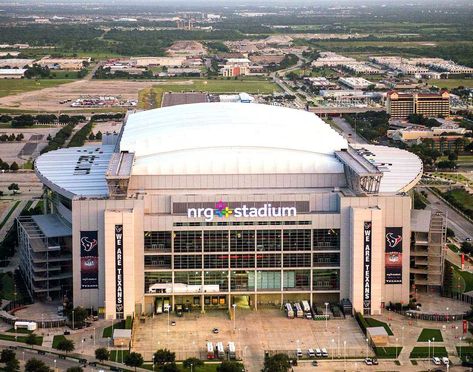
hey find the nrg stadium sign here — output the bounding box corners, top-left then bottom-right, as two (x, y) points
(187, 200), (297, 222)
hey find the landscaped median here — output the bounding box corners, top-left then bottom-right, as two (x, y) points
(355, 312), (393, 336)
(102, 315), (133, 338)
(373, 346), (402, 359)
(0, 332), (42, 345)
(409, 346), (448, 358)
(417, 328), (443, 342)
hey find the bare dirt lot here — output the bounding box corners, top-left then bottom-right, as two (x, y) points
(92, 120), (123, 135)
(0, 79), (195, 112)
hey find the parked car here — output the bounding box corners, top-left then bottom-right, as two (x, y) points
(312, 360), (318, 366)
(432, 357), (441, 365)
(212, 328), (219, 334)
(372, 358), (378, 365)
(441, 357), (449, 365)
(364, 357), (373, 365)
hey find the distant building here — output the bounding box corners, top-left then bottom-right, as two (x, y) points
(386, 91), (450, 119)
(338, 77), (374, 90)
(220, 65), (249, 77)
(38, 57), (91, 71)
(0, 68), (26, 79)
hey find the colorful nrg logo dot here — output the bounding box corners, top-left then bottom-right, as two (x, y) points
(215, 200), (233, 218)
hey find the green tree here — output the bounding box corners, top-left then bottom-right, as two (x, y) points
(183, 357), (204, 370)
(25, 358), (52, 372)
(217, 361), (245, 372)
(7, 183), (19, 194)
(161, 363), (180, 372)
(0, 349), (16, 363)
(263, 353), (291, 372)
(153, 348), (175, 366)
(9, 162), (19, 172)
(69, 306), (88, 328)
(55, 339), (75, 353)
(95, 347), (110, 361)
(124, 352), (144, 371)
(5, 357), (20, 372)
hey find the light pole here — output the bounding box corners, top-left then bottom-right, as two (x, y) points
(81, 339), (84, 353)
(324, 302), (329, 331)
(459, 336), (463, 359)
(153, 355), (155, 372)
(432, 337), (435, 358)
(165, 304), (170, 333)
(337, 326), (340, 357)
(428, 340), (431, 365)
(121, 342), (124, 363)
(93, 327), (96, 347)
(401, 326), (404, 350)
(191, 363), (193, 372)
(343, 340), (346, 371)
(72, 310), (75, 330)
(22, 351), (24, 362)
(54, 359), (56, 372)
(365, 338), (369, 358)
(233, 303), (237, 331)
(446, 307), (449, 323)
(331, 338), (335, 361)
(41, 313), (44, 329)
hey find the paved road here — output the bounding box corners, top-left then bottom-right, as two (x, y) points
(331, 117), (368, 144)
(423, 188), (473, 241)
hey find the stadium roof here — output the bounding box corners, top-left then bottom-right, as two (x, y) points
(120, 103), (349, 175)
(35, 145), (114, 199)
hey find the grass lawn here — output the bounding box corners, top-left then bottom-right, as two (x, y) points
(138, 79), (281, 109)
(429, 78), (473, 89)
(110, 349), (129, 363)
(410, 346), (448, 358)
(448, 243), (460, 253)
(457, 346), (473, 361)
(52, 335), (67, 348)
(102, 320), (125, 338)
(417, 328), (443, 342)
(452, 266), (473, 293)
(447, 189), (473, 212)
(374, 346), (402, 358)
(0, 79), (71, 98)
(433, 172), (471, 185)
(0, 200), (20, 230)
(0, 333), (42, 345)
(0, 272), (21, 301)
(365, 318), (394, 336)
(6, 328), (32, 334)
(142, 363), (219, 372)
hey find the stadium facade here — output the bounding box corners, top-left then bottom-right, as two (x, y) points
(24, 103), (424, 319)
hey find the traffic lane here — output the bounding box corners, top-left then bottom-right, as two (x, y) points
(11, 347), (91, 371)
(424, 189), (473, 240)
(331, 117), (367, 144)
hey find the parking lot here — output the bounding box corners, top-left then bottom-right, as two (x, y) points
(132, 308), (370, 372)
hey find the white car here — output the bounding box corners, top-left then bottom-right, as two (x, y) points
(442, 357), (449, 365)
(364, 357), (373, 365)
(432, 357), (441, 365)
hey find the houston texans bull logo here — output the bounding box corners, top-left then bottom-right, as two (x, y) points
(386, 232), (402, 248)
(80, 236), (98, 253)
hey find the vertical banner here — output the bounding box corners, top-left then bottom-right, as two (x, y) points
(463, 319), (468, 334)
(80, 231), (98, 289)
(363, 221), (372, 314)
(115, 225), (124, 317)
(462, 253), (465, 271)
(385, 227), (403, 284)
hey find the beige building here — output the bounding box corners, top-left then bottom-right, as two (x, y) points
(24, 104), (423, 319)
(386, 90), (450, 119)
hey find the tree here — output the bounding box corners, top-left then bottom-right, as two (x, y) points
(7, 183), (19, 194)
(461, 242), (473, 256)
(25, 333), (38, 346)
(161, 363), (180, 372)
(153, 348), (175, 366)
(0, 349), (16, 363)
(217, 361), (245, 372)
(263, 353), (291, 372)
(183, 357), (203, 370)
(95, 347), (110, 361)
(5, 357), (20, 372)
(66, 368), (83, 372)
(9, 162), (19, 172)
(124, 352), (144, 371)
(69, 306), (88, 328)
(447, 227), (455, 238)
(25, 358), (52, 372)
(55, 339), (75, 353)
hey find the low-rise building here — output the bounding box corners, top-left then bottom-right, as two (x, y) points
(0, 59), (34, 68)
(303, 77), (338, 89)
(130, 57), (186, 68)
(339, 77), (374, 90)
(166, 68), (202, 77)
(0, 68), (27, 79)
(38, 57), (91, 70)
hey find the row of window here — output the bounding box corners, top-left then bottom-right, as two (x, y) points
(144, 253), (340, 269)
(144, 229), (340, 253)
(144, 269), (340, 292)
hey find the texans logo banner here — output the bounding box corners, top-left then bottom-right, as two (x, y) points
(385, 227), (403, 284)
(80, 231), (99, 289)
